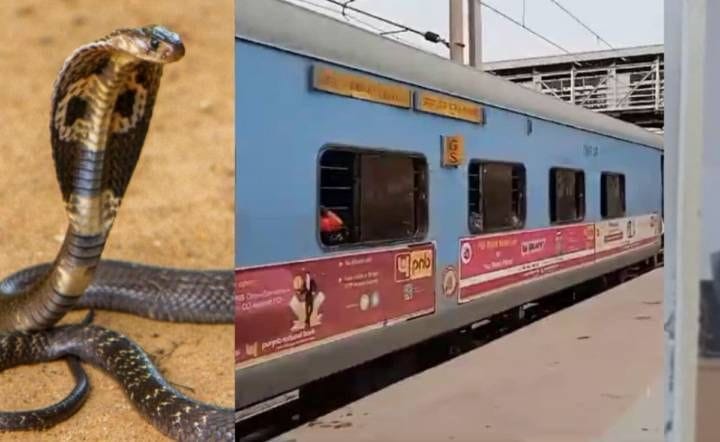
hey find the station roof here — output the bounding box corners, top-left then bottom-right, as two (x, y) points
(484, 45), (664, 72)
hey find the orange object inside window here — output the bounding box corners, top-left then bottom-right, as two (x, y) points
(320, 209), (344, 232)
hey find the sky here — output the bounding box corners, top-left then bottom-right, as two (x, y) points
(284, 0), (664, 62)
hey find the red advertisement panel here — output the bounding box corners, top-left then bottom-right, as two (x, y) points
(235, 243), (436, 366)
(595, 214), (662, 260)
(459, 224), (595, 302)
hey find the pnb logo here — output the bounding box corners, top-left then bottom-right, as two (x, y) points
(395, 250), (433, 282)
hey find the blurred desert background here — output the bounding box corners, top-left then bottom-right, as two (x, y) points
(0, 0), (233, 440)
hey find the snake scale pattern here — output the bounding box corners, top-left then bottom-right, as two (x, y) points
(1, 261), (233, 323)
(0, 26), (233, 441)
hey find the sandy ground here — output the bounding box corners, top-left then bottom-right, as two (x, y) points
(0, 1), (234, 440)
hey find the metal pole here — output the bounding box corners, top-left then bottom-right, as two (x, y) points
(655, 57), (662, 111)
(608, 66), (617, 110)
(532, 72), (542, 92)
(468, 0), (482, 68)
(449, 0), (465, 63)
(663, 0), (681, 439)
(690, 0), (720, 440)
(668, 0), (706, 440)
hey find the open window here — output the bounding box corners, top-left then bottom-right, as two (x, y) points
(318, 147), (428, 247)
(601, 172), (626, 219)
(468, 160), (526, 233)
(549, 167), (585, 224)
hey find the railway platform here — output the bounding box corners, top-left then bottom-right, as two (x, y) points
(277, 269), (664, 442)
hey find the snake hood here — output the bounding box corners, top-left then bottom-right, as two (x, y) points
(0, 25), (186, 332)
(0, 25), (233, 440)
(50, 24), (185, 205)
(108, 25), (185, 63)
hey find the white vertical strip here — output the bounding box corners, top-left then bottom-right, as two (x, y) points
(663, 0), (681, 437)
(671, 0), (706, 440)
(468, 0), (482, 68)
(449, 0), (465, 63)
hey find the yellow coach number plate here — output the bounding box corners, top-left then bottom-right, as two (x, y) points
(416, 91), (483, 124)
(312, 65), (412, 108)
(442, 135), (465, 167)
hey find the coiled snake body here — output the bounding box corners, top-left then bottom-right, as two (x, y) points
(1, 318), (231, 441)
(2, 261), (233, 323)
(0, 26), (233, 441)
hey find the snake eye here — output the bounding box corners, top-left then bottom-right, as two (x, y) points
(149, 38), (160, 50)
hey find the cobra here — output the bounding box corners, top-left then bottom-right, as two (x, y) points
(0, 26), (233, 440)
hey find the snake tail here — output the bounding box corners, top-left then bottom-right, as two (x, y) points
(0, 324), (233, 440)
(0, 356), (90, 431)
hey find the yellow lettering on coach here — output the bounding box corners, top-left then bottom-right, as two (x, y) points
(395, 249), (433, 282)
(409, 250), (433, 280)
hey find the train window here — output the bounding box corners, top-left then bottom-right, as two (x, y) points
(549, 168), (585, 224)
(601, 172), (626, 219)
(468, 161), (526, 233)
(318, 147), (428, 247)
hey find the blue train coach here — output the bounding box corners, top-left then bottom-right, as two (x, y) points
(235, 0), (663, 410)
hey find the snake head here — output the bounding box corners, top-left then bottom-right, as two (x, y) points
(109, 25), (185, 64)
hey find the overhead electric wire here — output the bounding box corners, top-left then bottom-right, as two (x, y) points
(340, 0), (355, 19)
(320, 0), (450, 47)
(290, 0), (430, 50)
(546, 0), (615, 50)
(347, 12), (428, 50)
(479, 1), (573, 55)
(293, 0), (593, 66)
(291, 0), (349, 20)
